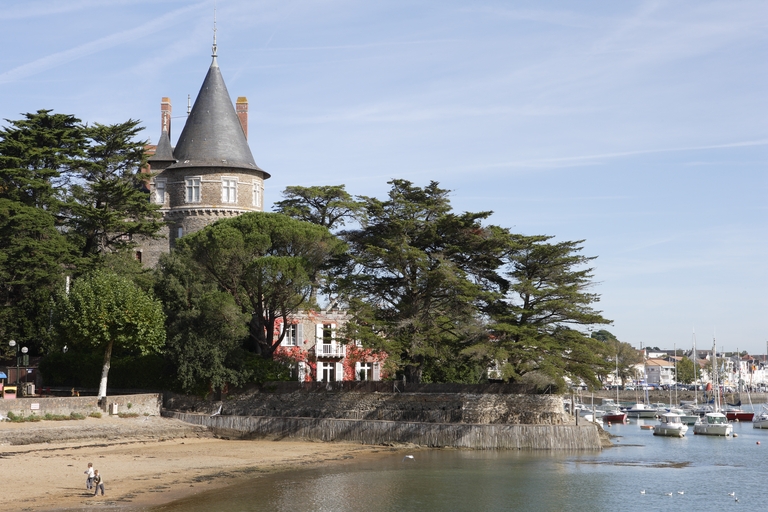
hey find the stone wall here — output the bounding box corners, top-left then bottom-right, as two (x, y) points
(163, 412), (600, 450)
(164, 391), (568, 425)
(0, 393), (162, 417)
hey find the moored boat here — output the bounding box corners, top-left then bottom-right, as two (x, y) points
(723, 407), (754, 422)
(626, 403), (659, 418)
(601, 406), (627, 423)
(669, 407), (699, 426)
(752, 408), (768, 429)
(693, 412), (733, 436)
(653, 412), (689, 437)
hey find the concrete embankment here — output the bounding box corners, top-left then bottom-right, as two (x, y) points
(163, 384), (602, 451)
(163, 411), (601, 450)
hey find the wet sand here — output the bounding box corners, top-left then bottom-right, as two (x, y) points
(0, 416), (394, 511)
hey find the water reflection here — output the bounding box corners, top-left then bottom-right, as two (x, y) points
(153, 419), (768, 511)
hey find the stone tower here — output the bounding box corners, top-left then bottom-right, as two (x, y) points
(140, 45), (269, 267)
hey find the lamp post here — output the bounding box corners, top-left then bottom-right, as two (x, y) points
(21, 347), (28, 384)
(9, 340), (18, 385)
(8, 340), (28, 385)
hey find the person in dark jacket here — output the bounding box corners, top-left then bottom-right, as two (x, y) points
(92, 470), (105, 496)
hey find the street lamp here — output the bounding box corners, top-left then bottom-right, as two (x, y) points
(9, 340), (18, 385)
(8, 340), (27, 385)
(21, 347), (28, 384)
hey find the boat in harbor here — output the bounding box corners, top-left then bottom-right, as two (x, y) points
(669, 407), (699, 426)
(693, 411), (733, 436)
(653, 412), (689, 437)
(626, 403), (659, 418)
(723, 406), (754, 422)
(600, 406), (627, 423)
(752, 407), (768, 429)
(692, 338), (733, 437)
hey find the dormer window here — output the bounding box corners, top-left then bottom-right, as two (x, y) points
(185, 177), (201, 203)
(222, 177), (237, 203)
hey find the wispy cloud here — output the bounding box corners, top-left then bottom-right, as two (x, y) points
(477, 139), (768, 171)
(0, 2), (207, 85)
(0, 0), (185, 20)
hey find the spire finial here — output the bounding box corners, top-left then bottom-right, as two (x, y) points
(211, 1), (218, 59)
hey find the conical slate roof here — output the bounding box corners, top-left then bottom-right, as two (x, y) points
(169, 56), (266, 175)
(147, 129), (176, 163)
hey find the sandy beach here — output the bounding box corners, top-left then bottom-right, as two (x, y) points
(0, 416), (397, 512)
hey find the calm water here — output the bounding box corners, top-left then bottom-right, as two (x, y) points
(153, 415), (768, 512)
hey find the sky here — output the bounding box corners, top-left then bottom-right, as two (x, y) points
(2, 0), (766, 354)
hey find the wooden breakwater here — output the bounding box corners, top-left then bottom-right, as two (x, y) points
(163, 411), (601, 451)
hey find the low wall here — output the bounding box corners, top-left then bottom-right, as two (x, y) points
(164, 391), (569, 425)
(163, 411), (601, 450)
(0, 394), (162, 417)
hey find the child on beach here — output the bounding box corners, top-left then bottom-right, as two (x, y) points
(84, 463), (94, 490)
(92, 470), (105, 496)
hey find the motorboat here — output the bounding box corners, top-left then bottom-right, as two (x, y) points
(693, 412), (733, 436)
(600, 406), (627, 424)
(669, 407), (699, 426)
(626, 403), (659, 418)
(752, 408), (768, 429)
(653, 412), (689, 437)
(723, 406), (754, 422)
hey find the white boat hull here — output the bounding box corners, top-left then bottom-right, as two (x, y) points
(693, 413), (733, 436)
(753, 414), (768, 429)
(654, 425), (688, 437)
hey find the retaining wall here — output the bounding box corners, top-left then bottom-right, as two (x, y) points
(163, 411), (601, 450)
(164, 391), (569, 425)
(0, 394), (162, 417)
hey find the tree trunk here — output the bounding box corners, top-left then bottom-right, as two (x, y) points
(97, 340), (113, 399)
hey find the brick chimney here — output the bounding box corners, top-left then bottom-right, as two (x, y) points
(236, 96), (248, 140)
(161, 97), (172, 137)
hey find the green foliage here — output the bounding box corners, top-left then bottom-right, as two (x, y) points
(63, 120), (163, 265)
(483, 235), (612, 389)
(52, 270), (165, 396)
(591, 330), (642, 385)
(0, 110), (84, 356)
(676, 356), (698, 384)
(154, 252), (251, 393)
(6, 412), (42, 422)
(273, 185), (363, 231)
(174, 212), (345, 358)
(39, 351), (166, 389)
(88, 412), (102, 418)
(240, 351), (293, 383)
(117, 412), (139, 418)
(337, 180), (507, 383)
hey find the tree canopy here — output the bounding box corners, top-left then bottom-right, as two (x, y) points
(479, 236), (613, 390)
(174, 212), (346, 358)
(53, 270), (165, 398)
(335, 180), (508, 383)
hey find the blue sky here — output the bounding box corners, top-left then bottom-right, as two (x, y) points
(2, 1), (766, 354)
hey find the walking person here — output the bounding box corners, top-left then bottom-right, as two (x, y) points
(84, 463), (94, 490)
(92, 469), (105, 496)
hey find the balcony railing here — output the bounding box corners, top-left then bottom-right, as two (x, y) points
(316, 344), (346, 358)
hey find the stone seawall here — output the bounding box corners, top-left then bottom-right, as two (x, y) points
(163, 411), (601, 450)
(164, 391), (569, 425)
(0, 393), (162, 417)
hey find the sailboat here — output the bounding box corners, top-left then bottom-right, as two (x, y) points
(693, 337), (733, 436)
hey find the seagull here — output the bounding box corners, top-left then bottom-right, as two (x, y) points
(640, 490), (645, 494)
(665, 492), (673, 496)
(677, 491), (684, 495)
(210, 404), (222, 417)
(729, 492), (735, 497)
(735, 497), (739, 503)
(402, 455), (415, 462)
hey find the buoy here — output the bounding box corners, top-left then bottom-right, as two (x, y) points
(757, 441), (761, 445)
(607, 422), (611, 427)
(733, 433), (738, 438)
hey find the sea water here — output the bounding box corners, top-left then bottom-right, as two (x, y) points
(153, 417), (768, 512)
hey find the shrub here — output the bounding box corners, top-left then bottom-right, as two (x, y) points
(88, 412), (102, 419)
